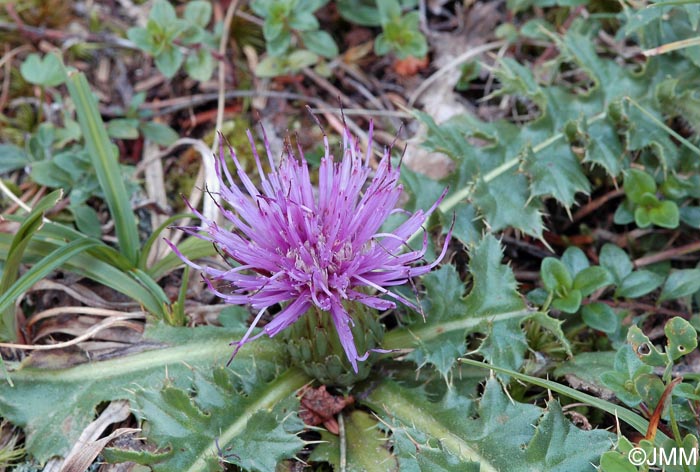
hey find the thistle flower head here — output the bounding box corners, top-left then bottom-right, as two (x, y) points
(170, 121), (450, 372)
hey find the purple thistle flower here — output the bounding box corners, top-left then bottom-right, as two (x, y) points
(168, 122), (451, 372)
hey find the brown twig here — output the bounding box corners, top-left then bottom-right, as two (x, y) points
(633, 241), (700, 268)
(1, 313), (145, 350)
(303, 67), (357, 109)
(566, 188), (625, 228)
(0, 10), (136, 49)
(143, 90), (330, 116)
(592, 299), (689, 318)
(534, 5), (586, 67)
(645, 377), (683, 442)
(0, 45), (34, 112)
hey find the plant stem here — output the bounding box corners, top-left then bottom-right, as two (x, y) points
(625, 97), (700, 157)
(459, 358), (670, 444)
(338, 413), (347, 472)
(383, 308), (533, 350)
(591, 299), (687, 318)
(633, 240), (700, 268)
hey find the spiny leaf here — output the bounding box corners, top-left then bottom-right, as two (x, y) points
(524, 401), (612, 470)
(461, 357), (668, 444)
(403, 264), (467, 376)
(477, 318), (528, 374)
(419, 111), (544, 238)
(397, 235), (529, 377)
(523, 140), (590, 209)
(624, 101), (679, 173)
(391, 425), (478, 472)
(463, 234), (526, 315)
(420, 25), (689, 238)
(131, 372), (307, 472)
(0, 324), (288, 464)
(364, 378), (613, 471)
(472, 170), (543, 237)
(582, 118), (625, 176)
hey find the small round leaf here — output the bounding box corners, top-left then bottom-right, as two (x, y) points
(624, 168), (657, 205)
(581, 302), (619, 334)
(648, 200), (679, 229)
(665, 317), (698, 361)
(541, 257), (573, 293)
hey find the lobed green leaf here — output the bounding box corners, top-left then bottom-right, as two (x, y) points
(365, 376), (613, 471)
(0, 324), (289, 464)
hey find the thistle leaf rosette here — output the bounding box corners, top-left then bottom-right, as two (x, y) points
(169, 122), (450, 373)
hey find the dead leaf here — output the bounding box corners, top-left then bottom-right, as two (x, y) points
(58, 401), (136, 472)
(299, 385), (354, 435)
(393, 56), (429, 77)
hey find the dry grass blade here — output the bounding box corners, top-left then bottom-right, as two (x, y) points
(32, 317), (143, 345)
(28, 281), (138, 310)
(26, 307), (146, 329)
(133, 137), (211, 251)
(142, 139), (169, 267)
(407, 40), (506, 107)
(207, 0), (241, 226)
(643, 36), (700, 56)
(0, 312), (145, 351)
(56, 401), (135, 472)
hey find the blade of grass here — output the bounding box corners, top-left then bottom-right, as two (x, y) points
(647, 0), (700, 6)
(459, 357), (670, 445)
(0, 238), (101, 317)
(65, 70), (140, 265)
(138, 213), (192, 270)
(2, 215), (135, 271)
(0, 215), (169, 317)
(0, 235), (167, 317)
(0, 190), (62, 340)
(643, 37), (700, 56)
(129, 268), (170, 311)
